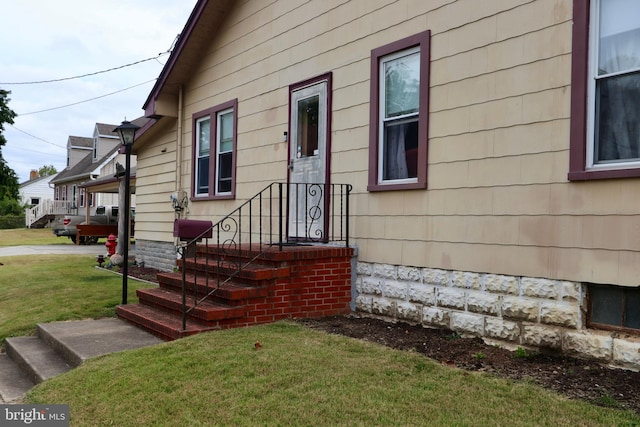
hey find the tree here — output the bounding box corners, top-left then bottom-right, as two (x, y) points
(0, 89), (17, 147)
(38, 164), (58, 177)
(0, 89), (19, 204)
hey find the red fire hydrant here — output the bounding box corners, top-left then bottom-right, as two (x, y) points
(105, 234), (117, 256)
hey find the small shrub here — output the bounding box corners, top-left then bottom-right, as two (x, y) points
(0, 215), (25, 229)
(475, 352), (486, 360)
(445, 332), (461, 341)
(514, 347), (530, 358)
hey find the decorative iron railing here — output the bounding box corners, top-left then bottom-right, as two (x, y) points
(176, 182), (352, 330)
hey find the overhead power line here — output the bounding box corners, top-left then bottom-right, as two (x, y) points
(18, 79), (156, 116)
(0, 52), (169, 85)
(8, 124), (66, 148)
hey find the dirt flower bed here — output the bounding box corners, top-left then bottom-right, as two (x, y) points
(118, 265), (163, 283)
(298, 315), (640, 414)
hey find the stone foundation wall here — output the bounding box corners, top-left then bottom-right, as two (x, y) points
(135, 239), (176, 272)
(355, 262), (640, 370)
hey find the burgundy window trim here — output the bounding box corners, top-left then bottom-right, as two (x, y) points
(568, 0), (640, 181)
(368, 30), (431, 192)
(191, 98), (238, 201)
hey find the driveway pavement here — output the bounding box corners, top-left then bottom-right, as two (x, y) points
(0, 244), (133, 257)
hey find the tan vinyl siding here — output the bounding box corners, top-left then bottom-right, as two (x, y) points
(134, 121), (180, 243)
(135, 0), (640, 287)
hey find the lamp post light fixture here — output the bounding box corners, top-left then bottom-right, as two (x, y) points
(113, 119), (140, 305)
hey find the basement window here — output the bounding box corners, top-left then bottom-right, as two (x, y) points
(588, 284), (640, 332)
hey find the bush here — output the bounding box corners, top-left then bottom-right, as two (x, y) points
(0, 215), (25, 229)
(0, 197), (23, 216)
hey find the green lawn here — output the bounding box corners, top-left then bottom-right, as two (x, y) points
(26, 322), (640, 426)
(0, 228), (71, 246)
(0, 254), (149, 343)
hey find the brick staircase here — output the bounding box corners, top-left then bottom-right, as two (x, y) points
(116, 244), (354, 340)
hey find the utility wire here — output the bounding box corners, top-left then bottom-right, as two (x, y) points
(18, 79), (156, 116)
(8, 124), (66, 148)
(0, 52), (169, 85)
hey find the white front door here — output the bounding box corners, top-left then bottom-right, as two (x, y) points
(288, 79), (329, 241)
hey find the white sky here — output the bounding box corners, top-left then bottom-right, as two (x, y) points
(0, 1), (198, 183)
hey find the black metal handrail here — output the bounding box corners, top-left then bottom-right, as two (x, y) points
(177, 182), (352, 330)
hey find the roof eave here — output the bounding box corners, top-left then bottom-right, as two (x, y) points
(143, 0), (208, 117)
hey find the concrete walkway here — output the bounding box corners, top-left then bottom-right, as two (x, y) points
(0, 318), (162, 403)
(0, 243), (152, 403)
(0, 244), (114, 257)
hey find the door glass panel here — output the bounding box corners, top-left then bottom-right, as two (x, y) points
(296, 95), (319, 157)
(289, 80), (327, 241)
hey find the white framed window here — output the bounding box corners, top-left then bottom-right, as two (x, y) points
(71, 184), (77, 207)
(586, 0), (640, 170)
(192, 99), (237, 200)
(368, 31), (430, 191)
(215, 108), (234, 195)
(195, 116), (211, 196)
(378, 46), (420, 184)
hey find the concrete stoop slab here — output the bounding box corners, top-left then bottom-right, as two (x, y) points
(38, 318), (163, 366)
(0, 318), (163, 402)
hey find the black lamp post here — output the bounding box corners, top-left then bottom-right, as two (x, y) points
(113, 119), (140, 305)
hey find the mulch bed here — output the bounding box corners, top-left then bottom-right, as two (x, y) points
(298, 315), (640, 414)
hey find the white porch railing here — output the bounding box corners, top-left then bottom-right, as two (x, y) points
(25, 200), (74, 228)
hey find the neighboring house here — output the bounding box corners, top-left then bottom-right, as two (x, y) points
(51, 123), (137, 218)
(130, 0), (640, 368)
(20, 170), (59, 228)
(19, 170), (56, 207)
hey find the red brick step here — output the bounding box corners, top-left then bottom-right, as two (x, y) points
(116, 304), (218, 341)
(137, 287), (245, 321)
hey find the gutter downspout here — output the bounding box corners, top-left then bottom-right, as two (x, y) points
(177, 85), (183, 196)
(175, 86), (184, 253)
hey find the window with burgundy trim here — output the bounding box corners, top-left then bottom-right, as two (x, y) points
(368, 30), (430, 191)
(569, 0), (640, 181)
(192, 99), (237, 200)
